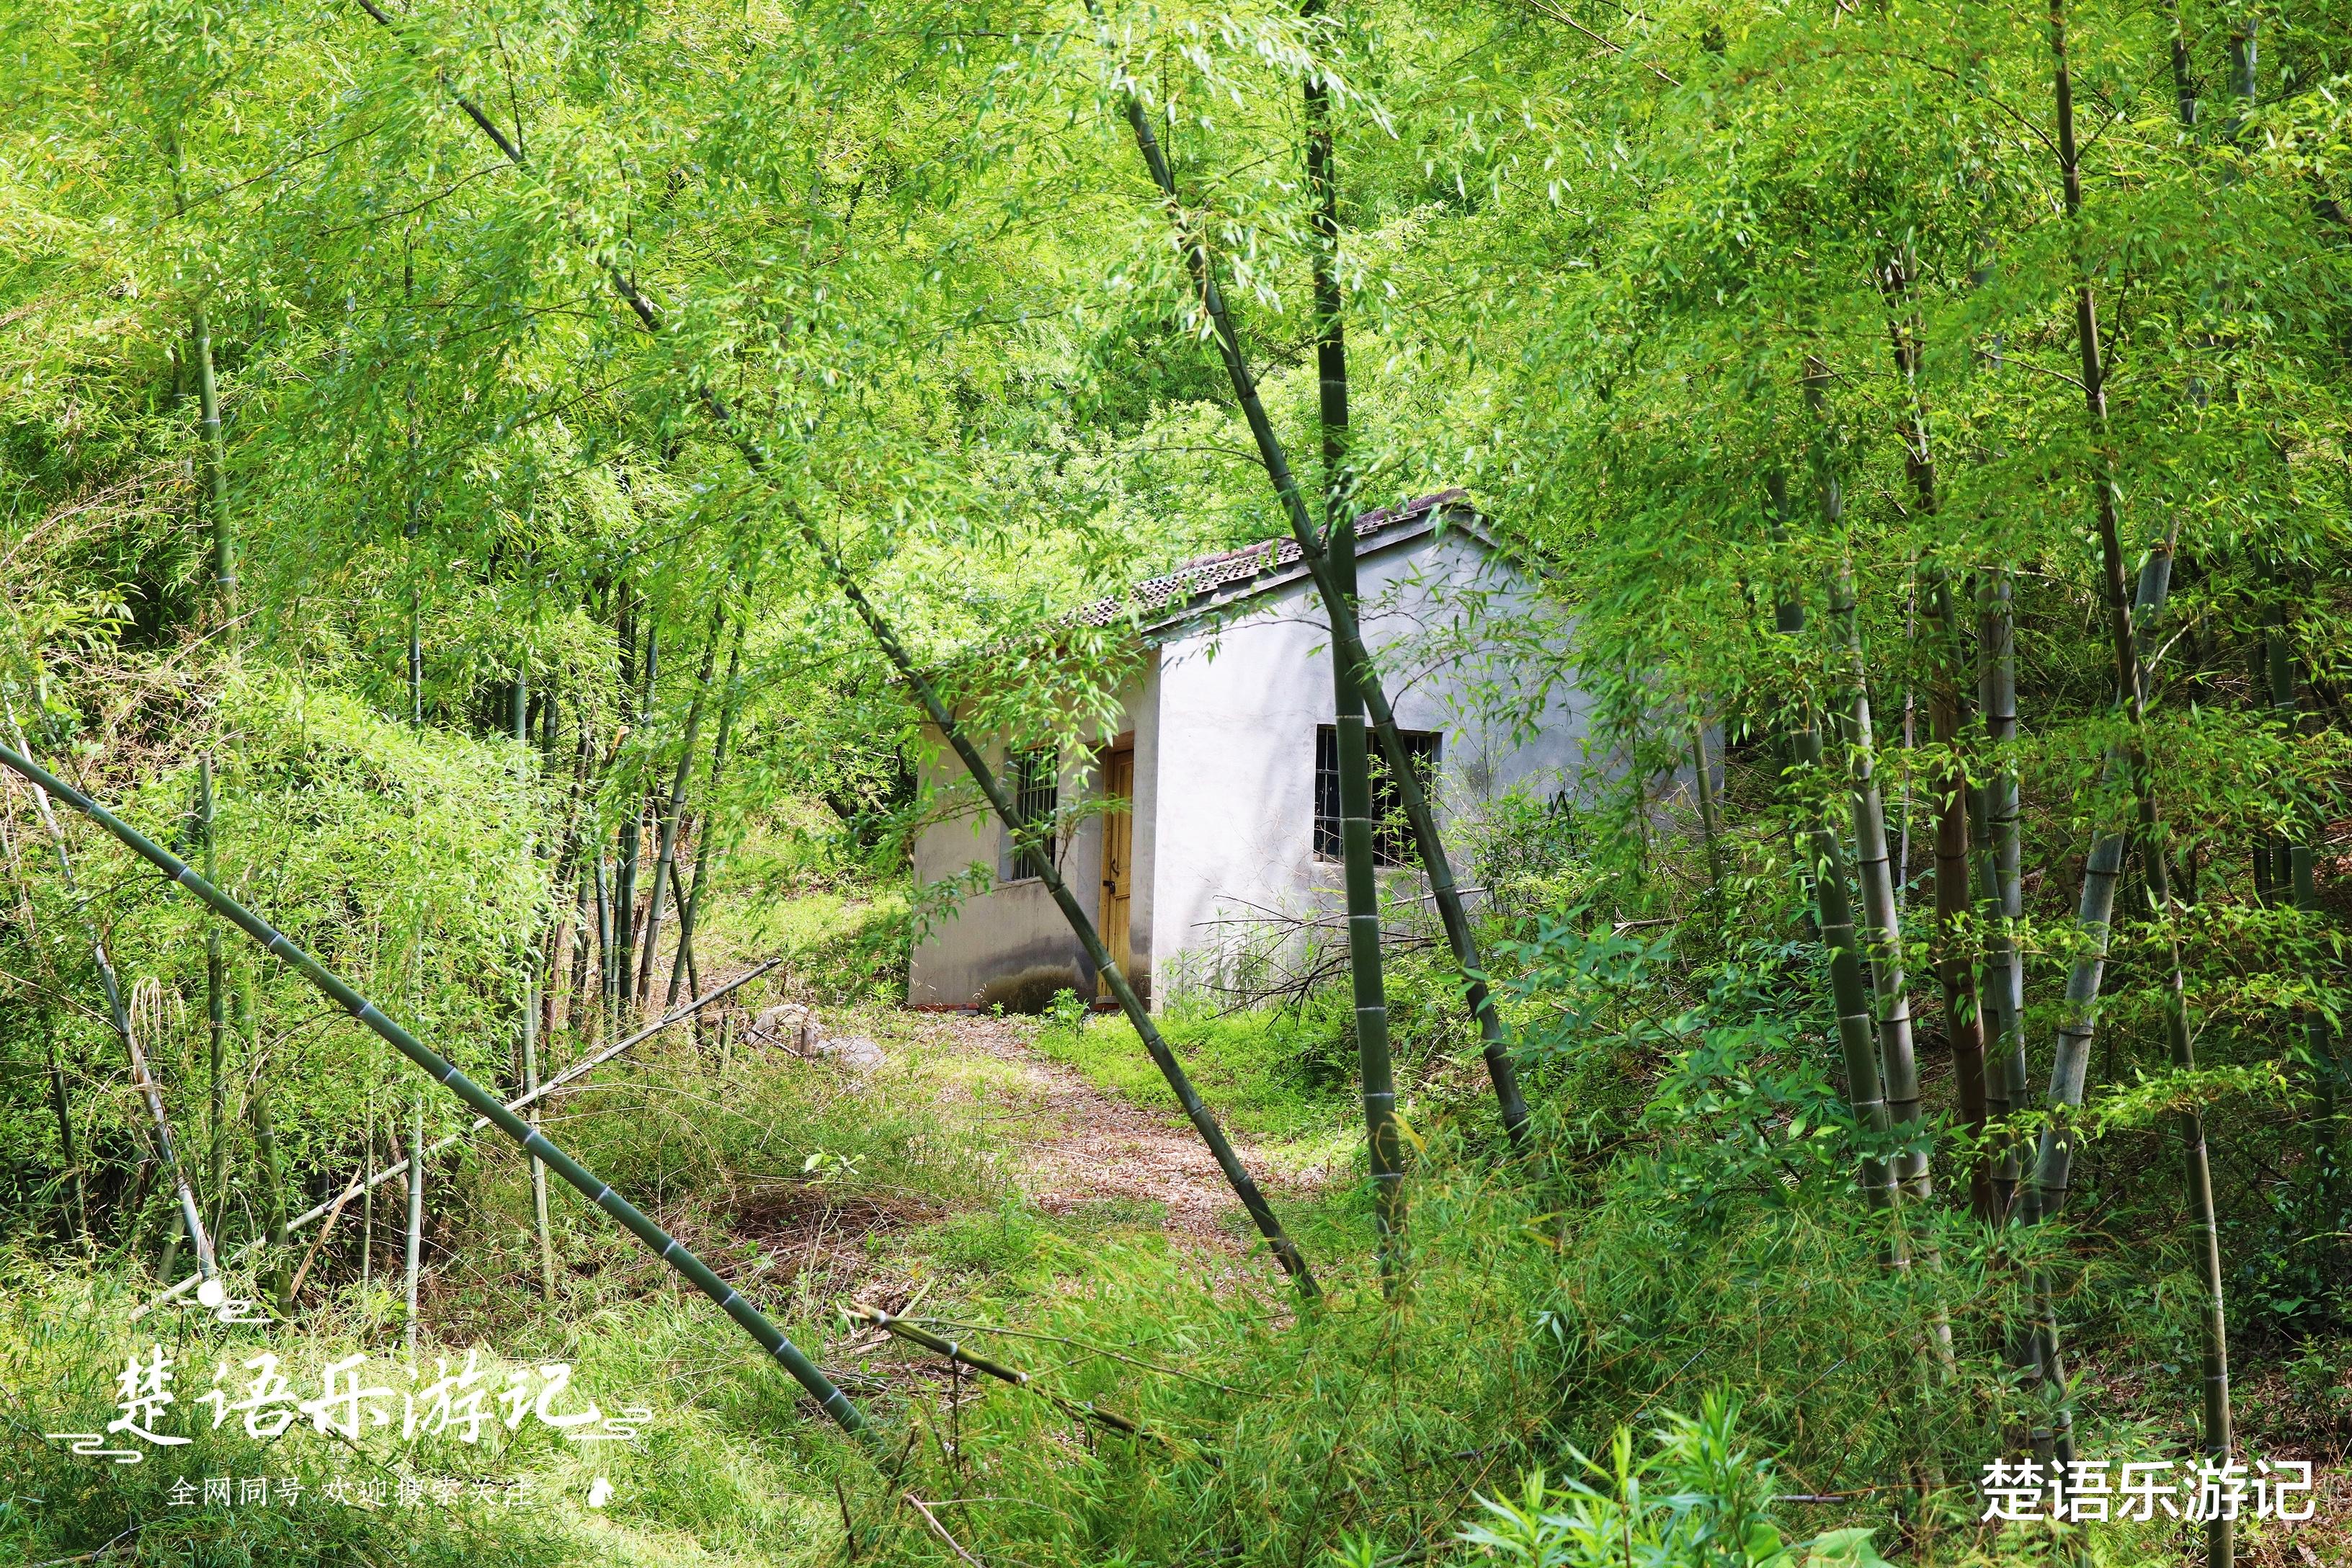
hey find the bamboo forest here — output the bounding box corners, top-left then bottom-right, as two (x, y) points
(11, 0), (2352, 1562)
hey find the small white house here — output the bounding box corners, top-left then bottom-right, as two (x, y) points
(906, 491), (1593, 1010)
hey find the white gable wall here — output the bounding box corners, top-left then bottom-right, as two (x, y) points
(1146, 530), (1590, 999)
(906, 525), (1590, 1010)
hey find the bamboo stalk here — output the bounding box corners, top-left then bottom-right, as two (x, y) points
(405, 1090), (424, 1360)
(0, 742), (874, 1444)
(669, 618), (747, 1007)
(1302, 26), (1403, 1277)
(1766, 498), (1898, 1219)
(198, 757), (228, 1242)
(1807, 361), (1930, 1213)
(1108, 74), (1529, 1145)
(518, 677), (556, 1298)
(0, 792), (86, 1237)
(2267, 602), (2338, 1100)
(636, 600), (725, 1000)
(6, 714), (214, 1283)
(845, 1305), (1151, 1440)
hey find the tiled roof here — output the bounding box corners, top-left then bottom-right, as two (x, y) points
(1075, 489), (1473, 631)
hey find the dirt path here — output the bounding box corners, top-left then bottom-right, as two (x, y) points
(899, 1012), (1304, 1255)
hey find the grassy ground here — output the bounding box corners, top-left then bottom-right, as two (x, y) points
(12, 882), (2351, 1567)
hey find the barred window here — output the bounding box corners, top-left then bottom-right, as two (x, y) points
(1314, 726), (1440, 868)
(999, 745), (1059, 882)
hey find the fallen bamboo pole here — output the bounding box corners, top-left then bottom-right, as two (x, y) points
(138, 957), (780, 1314)
(845, 1304), (1149, 1440)
(0, 739), (869, 1444)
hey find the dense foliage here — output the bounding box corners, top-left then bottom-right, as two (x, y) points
(7, 0), (2352, 1562)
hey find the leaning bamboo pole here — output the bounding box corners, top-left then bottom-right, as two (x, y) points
(0, 743), (875, 1443)
(342, 0), (1315, 1296)
(1108, 71), (1529, 1145)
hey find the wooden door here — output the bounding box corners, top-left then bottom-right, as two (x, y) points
(1099, 749), (1133, 996)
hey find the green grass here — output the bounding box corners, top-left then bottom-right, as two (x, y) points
(1024, 1001), (1358, 1149)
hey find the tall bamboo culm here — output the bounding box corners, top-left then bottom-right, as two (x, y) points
(1975, 569), (2030, 1219)
(1303, 11), (1404, 1279)
(1109, 68), (1529, 1146)
(518, 679), (556, 1298)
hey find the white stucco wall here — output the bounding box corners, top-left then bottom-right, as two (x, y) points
(905, 672), (1152, 1007)
(1146, 530), (1592, 999)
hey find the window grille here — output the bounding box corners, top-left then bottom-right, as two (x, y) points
(1314, 725), (1440, 868)
(999, 745), (1059, 881)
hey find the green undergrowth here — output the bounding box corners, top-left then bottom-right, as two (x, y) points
(4, 901), (2315, 1568)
